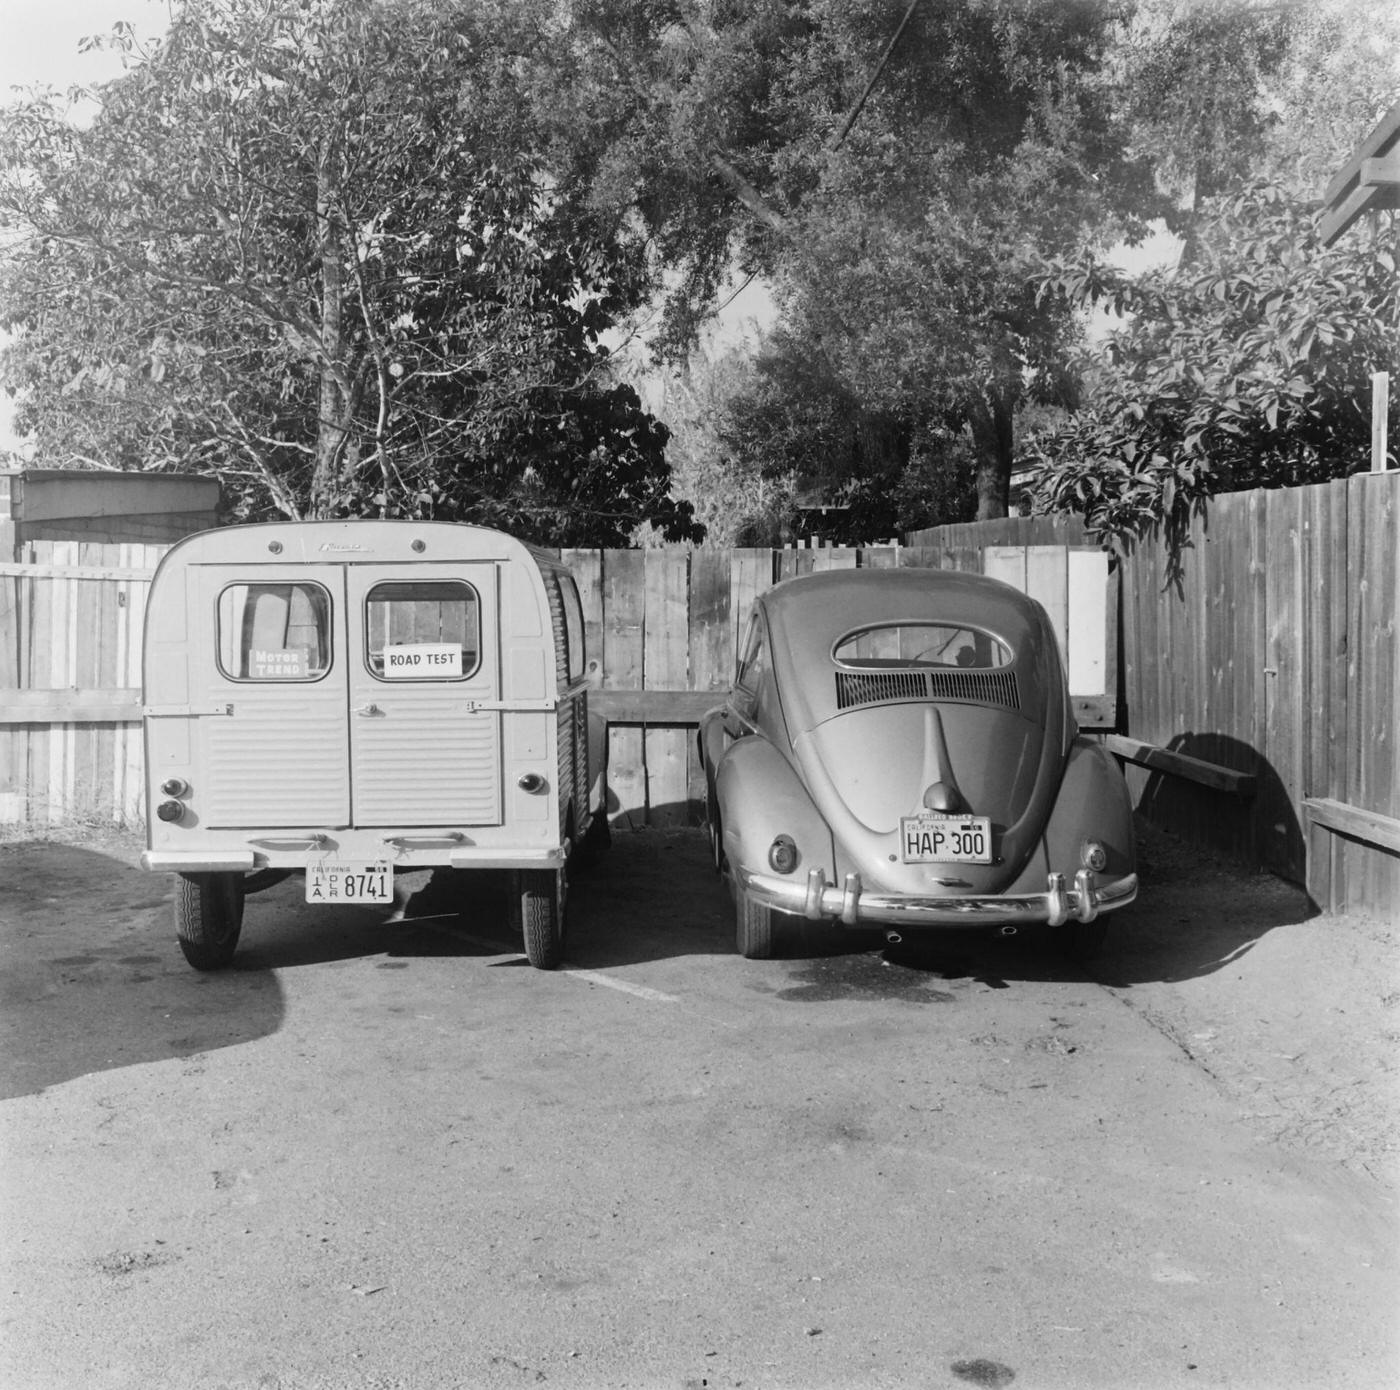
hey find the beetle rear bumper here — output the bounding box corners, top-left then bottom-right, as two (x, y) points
(738, 865), (1138, 929)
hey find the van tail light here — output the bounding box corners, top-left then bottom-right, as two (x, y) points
(160, 778), (189, 797)
(156, 800), (185, 823)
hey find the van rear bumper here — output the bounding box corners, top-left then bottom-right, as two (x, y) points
(141, 846), (567, 874)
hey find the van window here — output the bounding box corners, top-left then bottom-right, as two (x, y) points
(560, 575), (586, 683)
(218, 582), (332, 681)
(366, 580), (480, 681)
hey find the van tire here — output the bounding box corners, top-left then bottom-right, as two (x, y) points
(175, 871), (245, 971)
(736, 883), (775, 959)
(516, 868), (565, 970)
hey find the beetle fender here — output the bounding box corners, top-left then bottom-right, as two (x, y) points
(1036, 737), (1137, 883)
(715, 738), (835, 884)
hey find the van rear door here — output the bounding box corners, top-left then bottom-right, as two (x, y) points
(195, 564), (351, 828)
(345, 564), (502, 827)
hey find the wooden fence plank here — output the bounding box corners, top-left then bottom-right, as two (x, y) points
(643, 549), (691, 826)
(0, 570), (23, 821)
(1065, 550), (1102, 696)
(687, 547), (731, 813)
(1346, 473), (1400, 908)
(600, 549), (646, 828)
(1026, 545), (1069, 669)
(730, 550), (772, 657)
(982, 546), (1026, 591)
(1261, 489), (1306, 877)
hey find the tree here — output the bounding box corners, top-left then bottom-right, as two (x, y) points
(0, 0), (702, 546)
(1027, 182), (1399, 562)
(574, 0), (1166, 521)
(1023, 0), (1400, 564)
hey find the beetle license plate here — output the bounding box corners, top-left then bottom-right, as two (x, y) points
(305, 860), (393, 904)
(900, 816), (992, 864)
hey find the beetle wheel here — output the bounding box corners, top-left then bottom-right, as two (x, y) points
(175, 871), (245, 971)
(735, 882), (776, 960)
(704, 775), (725, 875)
(515, 867), (567, 970)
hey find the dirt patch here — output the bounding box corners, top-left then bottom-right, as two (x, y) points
(1100, 823), (1399, 1183)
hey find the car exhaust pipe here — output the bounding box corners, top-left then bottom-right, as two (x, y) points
(885, 930), (902, 945)
(999, 924), (1018, 937)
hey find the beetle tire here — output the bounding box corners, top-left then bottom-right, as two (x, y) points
(175, 871), (245, 971)
(517, 868), (566, 970)
(736, 883), (776, 959)
(707, 802), (724, 875)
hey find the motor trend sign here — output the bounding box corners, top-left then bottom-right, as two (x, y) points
(382, 643), (462, 678)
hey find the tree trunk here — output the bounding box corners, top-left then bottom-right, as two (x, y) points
(968, 392), (1013, 521)
(309, 145), (349, 519)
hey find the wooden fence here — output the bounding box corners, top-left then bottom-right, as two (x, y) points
(2, 477), (1396, 916)
(0, 537), (1111, 831)
(1114, 472), (1399, 915)
(916, 473), (1400, 914)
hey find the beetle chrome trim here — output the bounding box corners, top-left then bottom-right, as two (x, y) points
(738, 864), (1138, 929)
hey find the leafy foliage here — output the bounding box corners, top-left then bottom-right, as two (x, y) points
(0, 0), (702, 546)
(576, 0), (1168, 522)
(1027, 184), (1400, 561)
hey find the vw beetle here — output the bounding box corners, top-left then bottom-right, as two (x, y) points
(699, 567), (1138, 958)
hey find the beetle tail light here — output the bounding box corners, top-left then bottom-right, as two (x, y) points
(1080, 840), (1108, 872)
(768, 835), (800, 875)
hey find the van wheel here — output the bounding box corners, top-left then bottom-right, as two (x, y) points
(736, 883), (775, 959)
(175, 871), (245, 971)
(516, 868), (566, 970)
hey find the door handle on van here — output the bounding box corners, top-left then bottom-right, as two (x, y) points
(354, 703), (384, 717)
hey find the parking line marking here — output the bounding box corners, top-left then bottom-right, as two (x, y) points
(406, 920), (680, 1003)
(562, 969), (679, 1004)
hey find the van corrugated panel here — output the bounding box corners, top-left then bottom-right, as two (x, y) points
(835, 668), (1020, 711)
(203, 703), (350, 827)
(351, 699), (501, 826)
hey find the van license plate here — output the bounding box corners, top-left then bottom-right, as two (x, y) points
(900, 816), (992, 864)
(305, 860), (393, 904)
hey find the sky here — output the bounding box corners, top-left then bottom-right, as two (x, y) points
(0, 0), (169, 97)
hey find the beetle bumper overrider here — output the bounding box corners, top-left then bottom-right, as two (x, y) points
(738, 865), (1138, 929)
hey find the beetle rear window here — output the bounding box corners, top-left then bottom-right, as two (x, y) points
(834, 624), (1012, 670)
(218, 582), (331, 681)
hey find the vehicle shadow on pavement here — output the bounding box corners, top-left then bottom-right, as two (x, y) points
(0, 843), (531, 1100)
(1086, 820), (1317, 989)
(0, 840), (290, 1100)
(560, 824), (1317, 994)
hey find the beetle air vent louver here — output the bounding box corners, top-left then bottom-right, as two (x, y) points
(835, 669), (1021, 711)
